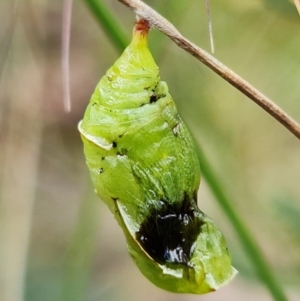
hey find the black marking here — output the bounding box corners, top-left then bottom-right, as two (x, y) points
(101, 157), (105, 161)
(99, 168), (104, 174)
(150, 93), (157, 103)
(172, 123), (179, 137)
(112, 141), (117, 148)
(158, 93), (166, 99)
(149, 90), (166, 104)
(136, 192), (204, 265)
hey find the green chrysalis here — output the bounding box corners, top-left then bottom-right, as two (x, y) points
(78, 20), (236, 294)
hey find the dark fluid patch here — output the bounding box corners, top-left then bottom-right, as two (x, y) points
(136, 193), (204, 265)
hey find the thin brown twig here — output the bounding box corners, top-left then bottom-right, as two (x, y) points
(62, 0), (73, 112)
(117, 0), (300, 140)
(295, 0), (300, 15)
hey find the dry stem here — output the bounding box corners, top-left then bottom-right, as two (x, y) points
(118, 0), (300, 140)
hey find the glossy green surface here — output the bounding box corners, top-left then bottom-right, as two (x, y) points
(79, 23), (236, 294)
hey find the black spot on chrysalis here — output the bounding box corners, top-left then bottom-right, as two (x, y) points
(172, 123), (179, 137)
(150, 93), (157, 103)
(158, 93), (166, 99)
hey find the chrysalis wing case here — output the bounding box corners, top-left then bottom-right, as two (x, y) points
(78, 20), (237, 294)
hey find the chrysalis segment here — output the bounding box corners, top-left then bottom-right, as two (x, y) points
(79, 20), (236, 294)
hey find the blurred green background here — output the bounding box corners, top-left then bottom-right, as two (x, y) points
(1, 0), (300, 301)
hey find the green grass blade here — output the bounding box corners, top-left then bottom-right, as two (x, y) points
(60, 186), (99, 301)
(196, 144), (288, 301)
(83, 0), (128, 52)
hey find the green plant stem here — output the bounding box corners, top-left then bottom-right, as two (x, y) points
(83, 0), (128, 52)
(60, 185), (99, 301)
(196, 145), (288, 301)
(82, 1), (288, 300)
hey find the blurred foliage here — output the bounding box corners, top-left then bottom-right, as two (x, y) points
(1, 0), (300, 301)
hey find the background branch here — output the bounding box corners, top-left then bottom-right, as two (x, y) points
(118, 0), (300, 140)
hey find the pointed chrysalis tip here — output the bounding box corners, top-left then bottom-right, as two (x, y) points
(134, 18), (150, 36)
